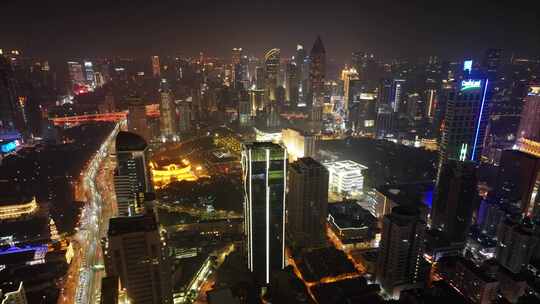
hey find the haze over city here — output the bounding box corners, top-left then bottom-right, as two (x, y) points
(0, 1), (540, 304)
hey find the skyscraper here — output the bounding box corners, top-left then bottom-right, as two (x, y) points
(495, 149), (540, 213)
(376, 206), (427, 297)
(127, 95), (150, 141)
(482, 48), (503, 81)
(378, 78), (405, 113)
(232, 48), (243, 89)
(285, 61), (298, 105)
(264, 49), (280, 103)
(287, 157), (328, 248)
(431, 160), (478, 243)
(516, 84), (540, 157)
(159, 79), (176, 138)
(295, 45), (306, 104)
(496, 219), (539, 274)
(0, 54), (24, 135)
(439, 77), (490, 164)
(151, 55), (161, 78)
(241, 142), (287, 285)
(176, 99), (192, 133)
(238, 90), (251, 127)
(104, 213), (172, 303)
(341, 67), (359, 116)
(309, 36), (326, 107)
(67, 61), (85, 88)
(114, 131), (153, 216)
(83, 60), (95, 87)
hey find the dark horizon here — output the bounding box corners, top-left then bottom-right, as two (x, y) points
(1, 0), (539, 63)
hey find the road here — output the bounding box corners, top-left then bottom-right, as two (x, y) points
(58, 123), (119, 304)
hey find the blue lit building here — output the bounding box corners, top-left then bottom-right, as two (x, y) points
(439, 77), (491, 165)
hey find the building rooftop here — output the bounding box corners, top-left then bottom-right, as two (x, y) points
(108, 213), (157, 236)
(115, 131), (147, 151)
(376, 182), (434, 208)
(290, 157), (326, 172)
(328, 201), (376, 230)
(323, 160), (368, 171)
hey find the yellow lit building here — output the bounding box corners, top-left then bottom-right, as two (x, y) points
(0, 197), (39, 221)
(150, 161), (198, 189)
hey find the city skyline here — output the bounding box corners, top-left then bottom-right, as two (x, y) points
(2, 2), (540, 303)
(1, 1), (539, 62)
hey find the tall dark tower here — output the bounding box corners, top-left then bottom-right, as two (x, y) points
(0, 53), (24, 135)
(287, 157), (329, 248)
(376, 206), (427, 297)
(431, 160), (479, 243)
(241, 142), (287, 286)
(159, 79), (176, 138)
(309, 36), (326, 107)
(482, 48), (503, 81)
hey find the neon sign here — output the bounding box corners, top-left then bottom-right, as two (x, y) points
(459, 143), (468, 161)
(463, 60), (473, 72)
(461, 79), (481, 91)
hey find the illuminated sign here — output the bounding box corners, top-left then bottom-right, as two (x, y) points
(1, 140), (19, 153)
(459, 143), (468, 161)
(463, 60), (473, 72)
(461, 79), (482, 91)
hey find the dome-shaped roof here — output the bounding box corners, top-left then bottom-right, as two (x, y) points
(116, 131), (147, 151)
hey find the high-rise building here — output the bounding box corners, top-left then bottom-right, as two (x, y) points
(375, 103), (395, 138)
(378, 78), (405, 113)
(114, 131), (153, 216)
(376, 206), (427, 297)
(295, 45), (306, 104)
(264, 49), (280, 103)
(516, 84), (540, 157)
(341, 67), (359, 116)
(431, 160), (478, 243)
(495, 149), (540, 213)
(238, 90), (251, 127)
(352, 52), (379, 92)
(151, 55), (161, 78)
(439, 77), (490, 164)
(232, 48), (243, 89)
(159, 79), (176, 138)
(287, 157), (328, 248)
(285, 62), (298, 105)
(104, 213), (172, 304)
(482, 48), (503, 81)
(309, 36), (326, 106)
(176, 99), (192, 133)
(127, 95), (150, 141)
(83, 60), (95, 87)
(67, 61), (85, 86)
(0, 54), (24, 135)
(241, 142), (287, 285)
(496, 219), (539, 274)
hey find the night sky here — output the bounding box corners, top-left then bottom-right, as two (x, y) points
(1, 0), (539, 62)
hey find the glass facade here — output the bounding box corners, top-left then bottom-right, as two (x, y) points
(242, 142), (286, 285)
